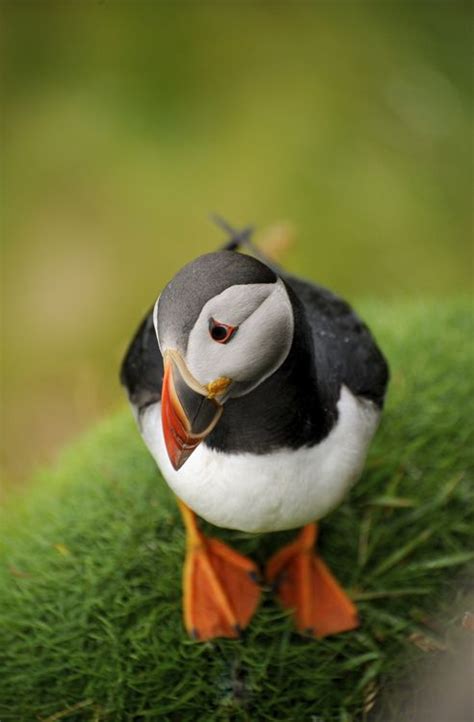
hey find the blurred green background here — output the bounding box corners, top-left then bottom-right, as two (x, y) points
(2, 1), (472, 490)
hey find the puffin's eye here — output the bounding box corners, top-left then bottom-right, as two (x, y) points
(209, 318), (238, 344)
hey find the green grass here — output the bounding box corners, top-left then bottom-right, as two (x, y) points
(1, 298), (473, 721)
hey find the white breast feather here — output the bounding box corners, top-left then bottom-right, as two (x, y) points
(138, 385), (379, 533)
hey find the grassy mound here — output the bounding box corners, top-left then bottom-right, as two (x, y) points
(1, 299), (473, 721)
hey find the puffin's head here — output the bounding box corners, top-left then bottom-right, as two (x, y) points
(154, 251), (294, 470)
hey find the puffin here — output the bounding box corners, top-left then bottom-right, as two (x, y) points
(120, 221), (389, 641)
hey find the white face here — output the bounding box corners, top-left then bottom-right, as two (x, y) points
(155, 278), (294, 399)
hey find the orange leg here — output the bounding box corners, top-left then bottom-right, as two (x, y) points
(178, 499), (261, 641)
(266, 523), (359, 638)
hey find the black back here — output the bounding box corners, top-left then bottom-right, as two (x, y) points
(120, 254), (389, 453)
(286, 275), (389, 408)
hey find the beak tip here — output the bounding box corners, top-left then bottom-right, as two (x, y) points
(170, 449), (195, 471)
(171, 456), (184, 472)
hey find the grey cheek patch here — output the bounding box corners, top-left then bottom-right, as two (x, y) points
(184, 283), (276, 381)
(184, 278), (294, 395)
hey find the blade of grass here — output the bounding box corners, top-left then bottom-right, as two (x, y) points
(342, 652), (381, 671)
(357, 510), (372, 568)
(369, 529), (433, 579)
(405, 551), (474, 572)
(353, 587), (431, 601)
(368, 497), (417, 508)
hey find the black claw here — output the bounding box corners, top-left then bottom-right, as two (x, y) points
(270, 571), (287, 593)
(233, 624), (242, 637)
(269, 577), (279, 593)
(190, 628), (200, 640)
(248, 570), (262, 585)
(303, 626), (315, 637)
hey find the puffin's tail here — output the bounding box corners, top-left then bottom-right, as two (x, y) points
(210, 213), (284, 272)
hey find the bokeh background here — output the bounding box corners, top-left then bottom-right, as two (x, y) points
(2, 1), (472, 492)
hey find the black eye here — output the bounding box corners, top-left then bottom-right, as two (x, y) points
(211, 325), (228, 341)
(209, 318), (238, 344)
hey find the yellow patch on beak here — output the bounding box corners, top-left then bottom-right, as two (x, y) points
(206, 376), (231, 399)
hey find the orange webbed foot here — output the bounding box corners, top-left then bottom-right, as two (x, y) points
(184, 534), (261, 640)
(266, 523), (359, 638)
(178, 500), (261, 641)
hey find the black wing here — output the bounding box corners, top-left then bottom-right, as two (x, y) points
(120, 308), (163, 413)
(285, 274), (389, 408)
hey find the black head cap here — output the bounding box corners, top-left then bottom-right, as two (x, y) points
(156, 251), (277, 352)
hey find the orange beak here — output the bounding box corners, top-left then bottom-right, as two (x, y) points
(161, 351), (226, 470)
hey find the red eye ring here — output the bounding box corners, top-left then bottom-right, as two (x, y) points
(209, 318), (238, 344)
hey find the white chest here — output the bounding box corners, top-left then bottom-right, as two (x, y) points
(139, 385), (379, 533)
